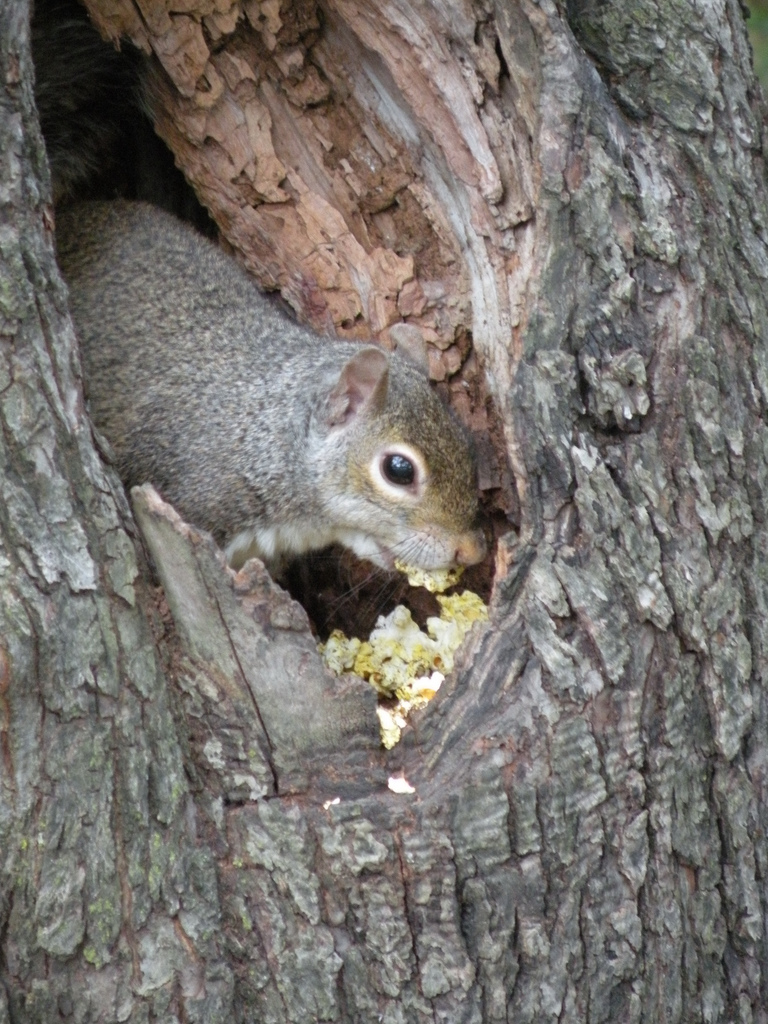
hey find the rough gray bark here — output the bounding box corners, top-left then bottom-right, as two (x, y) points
(3, 0), (768, 1022)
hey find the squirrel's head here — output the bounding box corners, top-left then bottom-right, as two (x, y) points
(312, 344), (486, 571)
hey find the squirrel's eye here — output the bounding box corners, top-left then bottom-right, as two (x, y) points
(382, 453), (415, 486)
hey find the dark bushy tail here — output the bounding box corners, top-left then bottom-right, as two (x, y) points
(31, 0), (211, 228)
(32, 0), (141, 202)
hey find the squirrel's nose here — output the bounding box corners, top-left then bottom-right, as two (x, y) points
(455, 529), (487, 566)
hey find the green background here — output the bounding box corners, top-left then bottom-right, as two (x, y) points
(748, 0), (768, 88)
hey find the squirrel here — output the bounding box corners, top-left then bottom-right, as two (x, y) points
(56, 201), (487, 573)
(34, 1), (486, 574)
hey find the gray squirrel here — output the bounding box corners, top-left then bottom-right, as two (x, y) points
(57, 201), (486, 573)
(36, 1), (486, 574)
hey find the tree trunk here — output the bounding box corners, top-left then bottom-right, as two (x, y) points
(3, 0), (768, 1021)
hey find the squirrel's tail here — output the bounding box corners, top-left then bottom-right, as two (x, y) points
(31, 0), (210, 228)
(32, 0), (142, 203)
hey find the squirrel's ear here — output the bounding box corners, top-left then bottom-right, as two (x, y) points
(388, 324), (430, 376)
(326, 347), (389, 427)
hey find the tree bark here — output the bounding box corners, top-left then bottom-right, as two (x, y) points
(3, 0), (768, 1021)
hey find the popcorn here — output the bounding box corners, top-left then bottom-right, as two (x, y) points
(394, 560), (464, 593)
(320, 580), (488, 748)
(377, 707), (408, 750)
(387, 774), (416, 794)
(320, 631), (361, 675)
